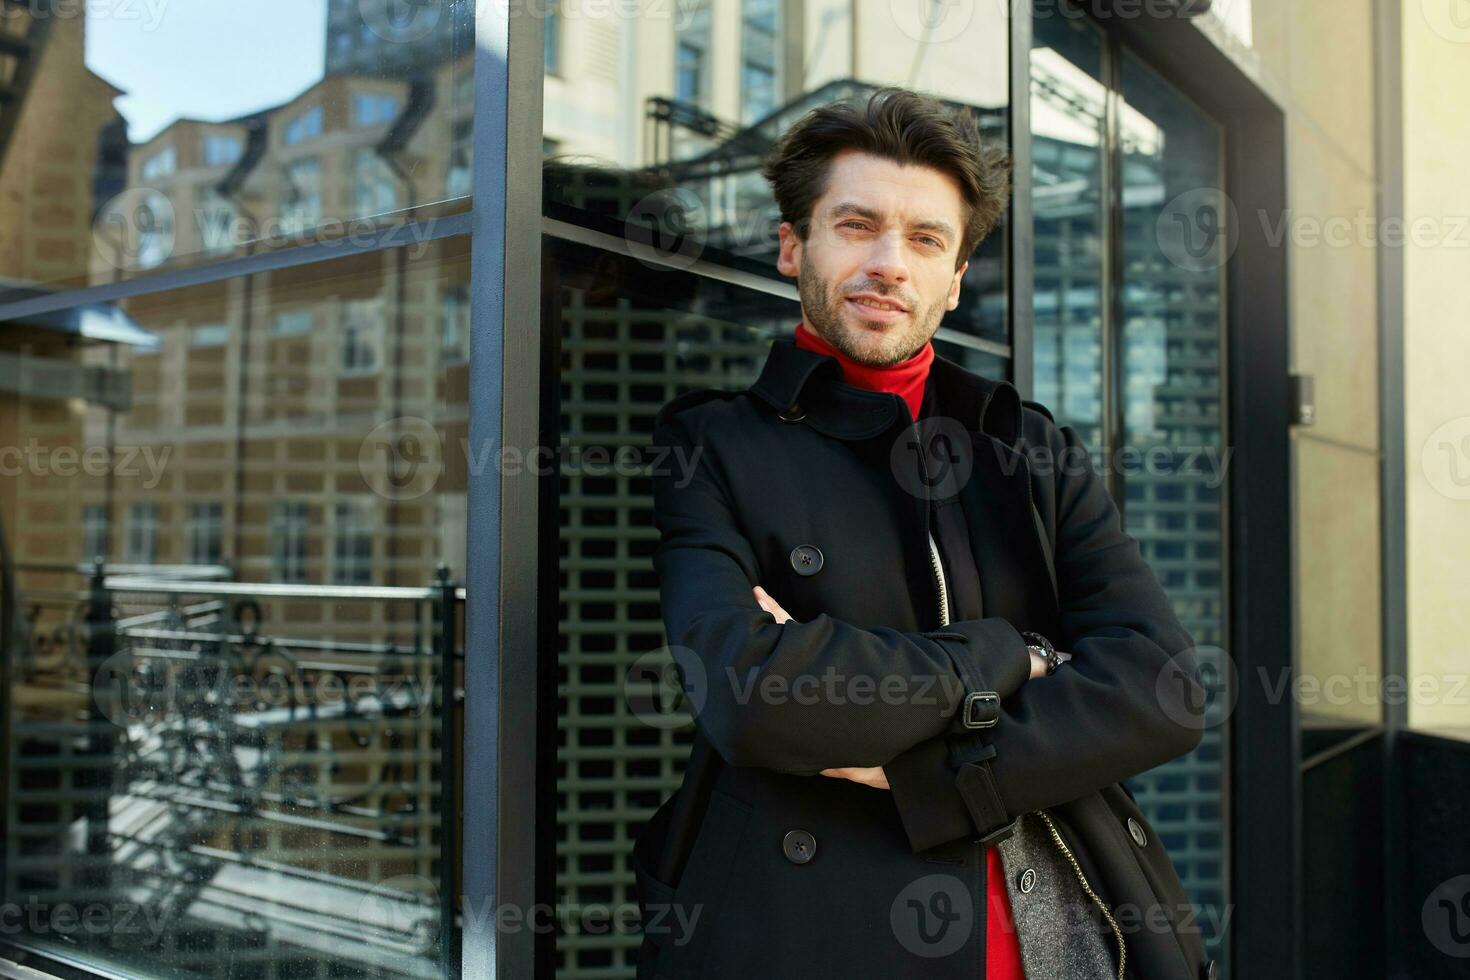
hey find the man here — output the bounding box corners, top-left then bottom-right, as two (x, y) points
(633, 86), (1216, 980)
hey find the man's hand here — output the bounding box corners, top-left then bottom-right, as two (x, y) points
(819, 766), (891, 790)
(753, 585), (793, 624)
(753, 583), (1052, 791)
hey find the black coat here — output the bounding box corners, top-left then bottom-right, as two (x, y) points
(633, 336), (1217, 980)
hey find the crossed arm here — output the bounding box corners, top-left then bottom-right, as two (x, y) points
(651, 410), (1205, 852)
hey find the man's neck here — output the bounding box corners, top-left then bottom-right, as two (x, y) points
(792, 320), (934, 421)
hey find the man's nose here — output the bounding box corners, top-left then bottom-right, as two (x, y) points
(863, 234), (910, 285)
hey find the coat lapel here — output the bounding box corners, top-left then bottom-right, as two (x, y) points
(747, 334), (1061, 631)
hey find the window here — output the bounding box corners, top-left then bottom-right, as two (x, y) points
(739, 0), (780, 125)
(353, 147), (397, 215)
(202, 133), (242, 166)
(283, 105), (323, 145)
(354, 92), (400, 126)
(442, 285), (469, 364)
(545, 0), (560, 74)
(187, 502), (224, 566)
(272, 309), (314, 336)
(82, 504), (108, 565)
(281, 157), (322, 233)
(341, 298), (383, 374)
(191, 323), (230, 347)
(125, 502), (159, 564)
(195, 188), (238, 254)
(270, 500), (310, 583)
(331, 497), (375, 585)
(140, 145), (176, 180)
(447, 120), (473, 198)
(676, 41), (707, 105)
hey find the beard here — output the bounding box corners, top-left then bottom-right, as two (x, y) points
(797, 247), (946, 367)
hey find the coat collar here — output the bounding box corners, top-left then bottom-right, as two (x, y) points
(748, 334), (1026, 446)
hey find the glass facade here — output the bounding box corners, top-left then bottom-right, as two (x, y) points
(1, 3), (473, 977)
(0, 0), (1348, 976)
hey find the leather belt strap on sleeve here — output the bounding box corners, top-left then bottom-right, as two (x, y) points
(949, 736), (1016, 844)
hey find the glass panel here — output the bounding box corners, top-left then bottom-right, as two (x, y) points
(1, 238), (471, 977)
(547, 235), (796, 976)
(541, 1), (1011, 347)
(0, 0), (474, 299)
(1030, 5), (1106, 449)
(1117, 50), (1229, 974)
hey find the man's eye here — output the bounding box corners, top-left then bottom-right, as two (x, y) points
(917, 236), (942, 248)
(840, 221), (867, 230)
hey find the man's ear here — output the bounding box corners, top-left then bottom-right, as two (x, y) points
(946, 259), (969, 311)
(775, 221), (800, 278)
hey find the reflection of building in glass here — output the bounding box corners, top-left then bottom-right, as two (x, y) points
(325, 0), (476, 78)
(2, 5), (475, 976)
(1029, 77), (1227, 958)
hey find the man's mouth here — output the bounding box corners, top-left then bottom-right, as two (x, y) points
(846, 294), (908, 320)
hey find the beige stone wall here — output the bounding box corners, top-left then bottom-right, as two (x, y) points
(1247, 0), (1385, 728)
(1401, 4), (1470, 735)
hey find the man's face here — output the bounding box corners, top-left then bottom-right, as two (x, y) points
(776, 149), (970, 367)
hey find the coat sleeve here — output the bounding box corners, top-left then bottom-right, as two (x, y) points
(651, 408), (1034, 773)
(886, 419), (1206, 853)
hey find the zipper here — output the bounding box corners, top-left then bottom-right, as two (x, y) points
(1036, 809), (1127, 980)
(927, 529), (950, 628)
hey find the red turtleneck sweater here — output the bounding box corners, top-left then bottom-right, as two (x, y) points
(792, 320), (1026, 980)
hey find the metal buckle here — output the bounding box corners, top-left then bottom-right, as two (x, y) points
(778, 401), (806, 423)
(961, 690), (1000, 729)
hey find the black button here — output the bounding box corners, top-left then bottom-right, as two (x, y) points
(779, 401), (806, 423)
(782, 829), (816, 864)
(1202, 959), (1218, 980)
(1127, 817), (1147, 848)
(1018, 868), (1036, 894)
(789, 544), (823, 576)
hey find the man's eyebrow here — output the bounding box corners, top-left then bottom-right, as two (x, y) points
(826, 201), (956, 241)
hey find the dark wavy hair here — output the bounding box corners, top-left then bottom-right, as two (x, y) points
(759, 86), (1013, 271)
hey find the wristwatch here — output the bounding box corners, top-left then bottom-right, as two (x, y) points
(1020, 630), (1066, 674)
